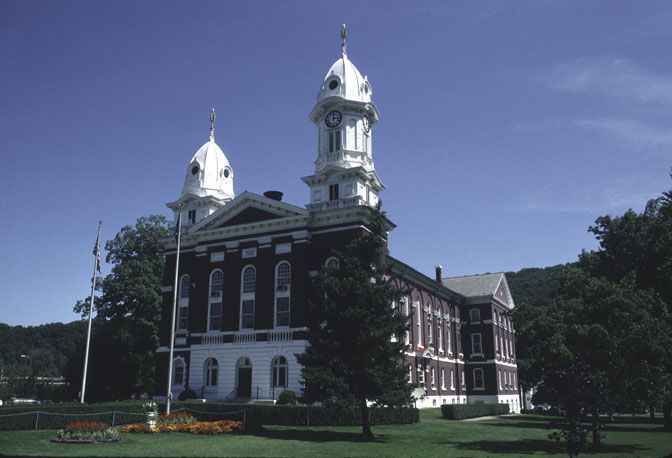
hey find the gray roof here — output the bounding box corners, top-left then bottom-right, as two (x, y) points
(441, 272), (504, 298)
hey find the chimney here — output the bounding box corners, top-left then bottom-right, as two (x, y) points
(435, 265), (443, 284)
(263, 190), (283, 201)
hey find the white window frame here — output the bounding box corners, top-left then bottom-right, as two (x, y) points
(204, 358), (218, 386)
(173, 357), (185, 387)
(325, 256), (340, 269)
(461, 370), (465, 386)
(177, 274), (190, 331)
(447, 327), (452, 354)
(403, 297), (410, 345)
(499, 369), (503, 389)
(473, 368), (485, 390)
(274, 261), (291, 328)
(414, 301), (422, 348)
(207, 269), (224, 332)
(471, 333), (483, 355)
(427, 318), (433, 345)
(450, 369), (455, 390)
(440, 368), (446, 389)
(271, 356), (288, 389)
(240, 265), (256, 330)
(438, 325), (443, 352)
(431, 367), (436, 388)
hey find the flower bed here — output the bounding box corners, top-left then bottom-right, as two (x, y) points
(159, 412), (196, 424)
(52, 421), (120, 444)
(121, 419), (244, 435)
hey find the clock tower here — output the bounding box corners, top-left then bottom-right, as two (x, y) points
(302, 25), (385, 212)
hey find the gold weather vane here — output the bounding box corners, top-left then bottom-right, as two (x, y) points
(209, 108), (216, 139)
(341, 23), (347, 56)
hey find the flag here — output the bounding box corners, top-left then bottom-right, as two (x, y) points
(93, 230), (101, 274)
(175, 213), (182, 244)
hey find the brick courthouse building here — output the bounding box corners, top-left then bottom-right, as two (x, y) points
(155, 32), (521, 412)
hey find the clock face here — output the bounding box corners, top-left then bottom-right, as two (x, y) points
(362, 116), (370, 133)
(325, 110), (342, 128)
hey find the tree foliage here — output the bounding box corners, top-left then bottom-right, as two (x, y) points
(68, 215), (169, 401)
(297, 206), (411, 438)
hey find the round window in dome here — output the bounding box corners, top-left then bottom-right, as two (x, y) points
(191, 165), (199, 175)
(328, 79), (339, 90)
(223, 168), (230, 178)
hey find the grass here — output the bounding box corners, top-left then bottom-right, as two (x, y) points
(0, 410), (670, 457)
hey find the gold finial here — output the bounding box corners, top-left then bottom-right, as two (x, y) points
(209, 108), (216, 139)
(341, 23), (347, 56)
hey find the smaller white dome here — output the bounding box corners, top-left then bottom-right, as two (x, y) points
(317, 54), (372, 104)
(181, 136), (234, 200)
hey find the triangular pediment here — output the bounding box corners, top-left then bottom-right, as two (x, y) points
(191, 191), (308, 232)
(494, 275), (514, 309)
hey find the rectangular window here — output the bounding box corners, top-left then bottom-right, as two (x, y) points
(427, 320), (432, 345)
(188, 210), (196, 224)
(461, 370), (465, 386)
(471, 333), (482, 355)
(415, 302), (423, 348)
(275, 297), (290, 327)
(447, 328), (452, 353)
(441, 368), (446, 389)
(177, 305), (188, 330)
(450, 369), (455, 390)
(210, 252), (225, 262)
(329, 131), (334, 152)
(329, 183), (340, 201)
(474, 369), (485, 389)
(174, 364), (184, 385)
(408, 365), (413, 384)
(335, 129), (342, 150)
(499, 370), (503, 389)
(431, 367), (436, 387)
(438, 325), (443, 352)
(209, 302), (222, 331)
(241, 299), (255, 329)
(275, 243), (291, 254)
(242, 247), (257, 259)
(403, 298), (410, 345)
(272, 366), (287, 388)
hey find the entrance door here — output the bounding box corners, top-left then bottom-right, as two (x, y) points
(237, 367), (252, 398)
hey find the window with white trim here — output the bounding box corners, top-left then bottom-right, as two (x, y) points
(177, 274), (190, 330)
(415, 301), (422, 347)
(328, 129), (342, 152)
(461, 370), (465, 386)
(204, 358), (218, 386)
(240, 266), (256, 330)
(325, 257), (340, 270)
(450, 369), (455, 390)
(469, 308), (480, 323)
(427, 319), (433, 345)
(173, 358), (185, 386)
(431, 367), (436, 387)
(495, 330), (499, 353)
(438, 325), (443, 352)
(441, 368), (446, 389)
(328, 183), (340, 201)
(408, 365), (413, 384)
(471, 333), (483, 355)
(500, 336), (505, 357)
(473, 368), (484, 390)
(499, 369), (503, 389)
(208, 270), (223, 332)
(447, 327), (452, 354)
(271, 356), (288, 389)
(274, 262), (291, 328)
(403, 297), (410, 345)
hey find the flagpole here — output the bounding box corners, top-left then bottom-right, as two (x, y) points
(166, 213), (182, 415)
(80, 221), (101, 404)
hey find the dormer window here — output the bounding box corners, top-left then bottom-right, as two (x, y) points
(328, 79), (339, 90)
(191, 165), (199, 175)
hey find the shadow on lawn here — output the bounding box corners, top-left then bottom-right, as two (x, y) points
(449, 439), (648, 455)
(244, 428), (389, 443)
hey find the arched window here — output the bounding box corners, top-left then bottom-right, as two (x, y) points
(325, 257), (340, 270)
(469, 308), (480, 323)
(204, 358), (218, 386)
(173, 358), (185, 386)
(473, 368), (484, 390)
(240, 266), (256, 330)
(177, 275), (190, 330)
(274, 262), (291, 328)
(208, 270), (223, 332)
(271, 356), (288, 389)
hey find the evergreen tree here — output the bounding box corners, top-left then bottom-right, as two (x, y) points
(297, 205), (411, 439)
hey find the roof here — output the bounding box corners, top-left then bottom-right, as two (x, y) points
(441, 273), (504, 297)
(317, 53), (371, 104)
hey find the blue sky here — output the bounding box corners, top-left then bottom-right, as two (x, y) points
(1, 1), (670, 326)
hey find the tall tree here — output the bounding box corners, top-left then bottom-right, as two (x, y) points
(297, 206), (411, 439)
(70, 215), (169, 401)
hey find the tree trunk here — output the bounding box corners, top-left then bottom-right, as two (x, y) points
(591, 405), (601, 447)
(664, 400), (672, 431)
(360, 399), (373, 440)
(649, 401), (655, 419)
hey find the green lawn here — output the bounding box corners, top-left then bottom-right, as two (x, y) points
(0, 411), (670, 457)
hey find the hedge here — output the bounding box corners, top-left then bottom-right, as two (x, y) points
(0, 401), (419, 431)
(441, 403), (509, 420)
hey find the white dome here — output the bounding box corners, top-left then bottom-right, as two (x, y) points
(181, 136), (234, 199)
(317, 54), (372, 104)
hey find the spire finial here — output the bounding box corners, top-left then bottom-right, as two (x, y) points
(341, 23), (347, 56)
(209, 108), (216, 140)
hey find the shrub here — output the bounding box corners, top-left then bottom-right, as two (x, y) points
(277, 390), (297, 405)
(178, 388), (197, 401)
(441, 403), (510, 420)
